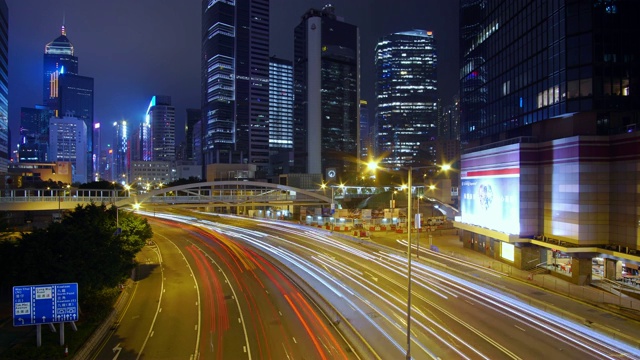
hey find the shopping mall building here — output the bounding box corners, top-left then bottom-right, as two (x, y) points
(456, 0), (640, 286)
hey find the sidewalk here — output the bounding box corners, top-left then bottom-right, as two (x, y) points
(365, 228), (640, 347)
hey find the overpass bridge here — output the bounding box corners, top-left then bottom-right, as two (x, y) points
(0, 181), (332, 214)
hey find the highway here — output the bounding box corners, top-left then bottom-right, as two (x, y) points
(143, 210), (640, 360)
(93, 216), (354, 360)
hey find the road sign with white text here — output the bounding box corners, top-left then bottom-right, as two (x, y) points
(13, 283), (79, 326)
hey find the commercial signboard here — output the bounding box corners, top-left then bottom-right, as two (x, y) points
(13, 283), (79, 326)
(460, 167), (520, 234)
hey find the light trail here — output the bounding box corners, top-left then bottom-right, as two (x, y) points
(143, 211), (640, 359)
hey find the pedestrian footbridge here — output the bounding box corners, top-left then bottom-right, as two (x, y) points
(0, 181), (332, 212)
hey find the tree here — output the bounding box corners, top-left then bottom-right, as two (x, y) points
(6, 203), (152, 301)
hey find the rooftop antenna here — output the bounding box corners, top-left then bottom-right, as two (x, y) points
(61, 11), (66, 36)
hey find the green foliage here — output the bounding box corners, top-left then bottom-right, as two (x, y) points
(79, 180), (123, 190)
(19, 179), (65, 189)
(1, 203), (152, 303)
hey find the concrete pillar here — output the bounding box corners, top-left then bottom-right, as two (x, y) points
(571, 257), (592, 285)
(605, 258), (617, 280)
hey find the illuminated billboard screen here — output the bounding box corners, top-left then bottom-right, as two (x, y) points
(501, 242), (515, 261)
(460, 168), (520, 234)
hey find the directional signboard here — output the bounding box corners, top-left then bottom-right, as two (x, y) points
(13, 283), (79, 326)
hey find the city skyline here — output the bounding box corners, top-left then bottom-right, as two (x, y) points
(6, 0), (459, 155)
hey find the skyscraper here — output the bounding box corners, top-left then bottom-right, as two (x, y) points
(58, 73), (94, 182)
(49, 116), (87, 184)
(92, 122), (101, 181)
(43, 23), (78, 111)
(0, 0), (7, 174)
(457, 0), (640, 279)
(293, 5), (360, 181)
(201, 0), (270, 176)
(359, 100), (372, 162)
(19, 106), (52, 163)
(146, 96), (175, 162)
(375, 30), (438, 170)
(185, 108), (201, 162)
(112, 120), (128, 183)
(268, 56), (293, 176)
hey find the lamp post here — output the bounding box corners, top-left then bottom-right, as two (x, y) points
(406, 166), (413, 359)
(368, 160), (450, 360)
(391, 189), (396, 209)
(416, 194), (423, 258)
(320, 183), (336, 229)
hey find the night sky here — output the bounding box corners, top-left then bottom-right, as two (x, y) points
(6, 0), (459, 153)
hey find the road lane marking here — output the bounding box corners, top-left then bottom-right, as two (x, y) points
(282, 343), (291, 360)
(514, 325), (526, 332)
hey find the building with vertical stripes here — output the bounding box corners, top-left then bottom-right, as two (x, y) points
(201, 0), (270, 178)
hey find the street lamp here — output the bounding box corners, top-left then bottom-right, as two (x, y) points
(416, 194), (423, 258)
(391, 189), (397, 209)
(368, 160), (450, 360)
(320, 183), (335, 226)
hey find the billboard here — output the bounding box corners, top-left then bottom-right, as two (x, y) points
(460, 168), (520, 234)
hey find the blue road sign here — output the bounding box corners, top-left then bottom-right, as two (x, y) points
(13, 283), (79, 326)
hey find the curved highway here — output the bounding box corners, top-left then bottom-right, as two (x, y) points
(93, 216), (354, 360)
(143, 210), (640, 360)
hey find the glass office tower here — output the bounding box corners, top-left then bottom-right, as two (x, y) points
(43, 24), (78, 111)
(268, 57), (293, 151)
(375, 30), (438, 170)
(293, 5), (360, 181)
(58, 73), (94, 183)
(201, 0), (270, 177)
(185, 108), (201, 162)
(460, 0), (640, 145)
(268, 56), (294, 177)
(19, 106), (52, 163)
(0, 1), (7, 174)
(146, 95), (176, 162)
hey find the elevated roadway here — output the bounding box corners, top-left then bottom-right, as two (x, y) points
(0, 181), (331, 212)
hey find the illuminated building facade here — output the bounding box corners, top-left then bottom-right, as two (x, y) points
(112, 120), (128, 183)
(457, 0), (640, 282)
(293, 5), (360, 181)
(19, 106), (52, 163)
(268, 56), (293, 176)
(269, 56), (293, 151)
(48, 116), (87, 184)
(92, 123), (101, 181)
(58, 73), (94, 182)
(201, 0), (270, 177)
(0, 1), (7, 174)
(359, 100), (372, 162)
(43, 23), (78, 111)
(146, 95), (175, 162)
(374, 29), (438, 170)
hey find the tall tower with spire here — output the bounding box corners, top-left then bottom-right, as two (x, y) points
(43, 21), (78, 111)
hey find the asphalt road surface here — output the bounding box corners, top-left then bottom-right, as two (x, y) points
(144, 210), (640, 360)
(93, 215), (356, 360)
